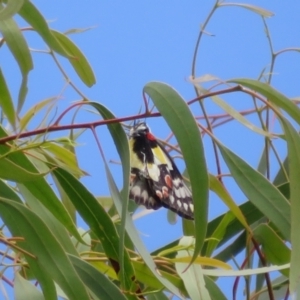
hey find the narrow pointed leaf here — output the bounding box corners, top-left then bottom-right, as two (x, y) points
(0, 14), (33, 76)
(217, 142), (290, 240)
(0, 13), (32, 111)
(144, 82), (208, 259)
(279, 117), (300, 294)
(0, 68), (15, 127)
(87, 102), (130, 290)
(18, 74), (29, 112)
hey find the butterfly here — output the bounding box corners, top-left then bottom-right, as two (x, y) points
(128, 122), (194, 219)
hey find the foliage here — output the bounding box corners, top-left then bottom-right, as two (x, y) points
(0, 1), (299, 299)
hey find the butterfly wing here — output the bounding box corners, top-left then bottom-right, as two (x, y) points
(150, 142), (194, 220)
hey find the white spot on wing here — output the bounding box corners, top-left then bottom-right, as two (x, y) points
(173, 178), (181, 187)
(131, 186), (141, 196)
(177, 200), (182, 208)
(169, 195), (175, 204)
(141, 190), (148, 200)
(183, 203), (188, 211)
(189, 204), (194, 213)
(174, 188), (181, 198)
(184, 184), (192, 196)
(179, 187), (186, 198)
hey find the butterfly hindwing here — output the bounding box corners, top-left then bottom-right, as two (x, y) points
(129, 167), (162, 210)
(151, 142), (194, 219)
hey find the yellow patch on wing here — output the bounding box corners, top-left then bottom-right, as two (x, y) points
(129, 139), (143, 169)
(129, 139), (161, 182)
(152, 145), (173, 170)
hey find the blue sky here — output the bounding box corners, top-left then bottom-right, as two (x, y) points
(2, 1), (300, 299)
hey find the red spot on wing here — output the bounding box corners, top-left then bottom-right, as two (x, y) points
(164, 175), (173, 188)
(146, 132), (156, 141)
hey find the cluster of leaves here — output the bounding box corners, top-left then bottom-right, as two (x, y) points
(0, 0), (299, 300)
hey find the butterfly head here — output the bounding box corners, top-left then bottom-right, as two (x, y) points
(129, 122), (156, 141)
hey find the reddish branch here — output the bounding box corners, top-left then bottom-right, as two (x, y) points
(0, 85), (262, 145)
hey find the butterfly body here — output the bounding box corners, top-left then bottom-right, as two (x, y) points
(129, 122), (194, 220)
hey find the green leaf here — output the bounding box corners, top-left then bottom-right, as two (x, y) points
(69, 255), (127, 300)
(278, 117), (300, 294)
(175, 237), (211, 300)
(18, 74), (29, 112)
(14, 272), (45, 300)
(218, 142), (291, 240)
(0, 198), (90, 300)
(0, 14), (33, 76)
(52, 167), (136, 293)
(17, 1), (70, 57)
(228, 79), (300, 125)
(0, 0), (24, 20)
(51, 30), (96, 87)
(254, 224), (290, 277)
(218, 3), (274, 17)
(87, 102), (130, 290)
(0, 13), (32, 111)
(0, 67), (15, 127)
(144, 82), (209, 260)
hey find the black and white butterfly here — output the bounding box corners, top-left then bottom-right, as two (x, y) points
(128, 122), (194, 220)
